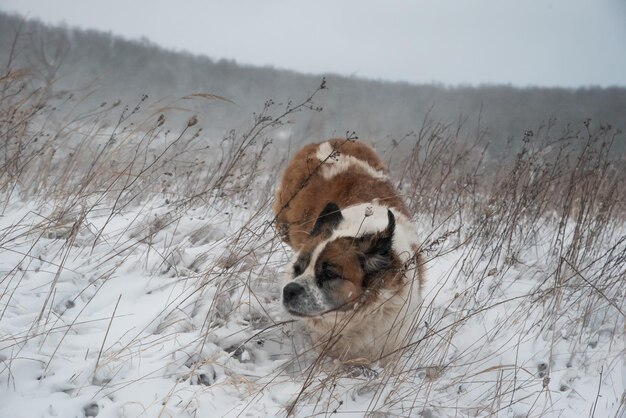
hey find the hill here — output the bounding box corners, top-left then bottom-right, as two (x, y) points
(1, 11), (625, 156)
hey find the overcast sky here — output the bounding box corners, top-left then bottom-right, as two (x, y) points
(2, 0), (625, 87)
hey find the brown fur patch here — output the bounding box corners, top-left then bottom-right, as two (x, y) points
(315, 237), (405, 301)
(316, 239), (364, 287)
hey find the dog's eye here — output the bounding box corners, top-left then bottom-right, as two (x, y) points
(321, 264), (340, 281)
(324, 270), (338, 281)
(316, 263), (342, 287)
(315, 262), (342, 287)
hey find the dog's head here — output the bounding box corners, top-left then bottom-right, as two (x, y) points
(282, 202), (398, 317)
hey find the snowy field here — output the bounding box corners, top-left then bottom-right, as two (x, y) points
(1, 84), (625, 417)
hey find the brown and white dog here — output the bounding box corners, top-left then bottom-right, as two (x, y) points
(273, 139), (425, 363)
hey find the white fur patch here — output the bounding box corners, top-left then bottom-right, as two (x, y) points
(297, 202), (418, 278)
(331, 203), (418, 266)
(316, 141), (387, 181)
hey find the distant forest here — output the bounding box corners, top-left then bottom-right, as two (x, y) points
(1, 11), (625, 156)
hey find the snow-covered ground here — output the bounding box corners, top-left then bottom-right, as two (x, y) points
(1, 182), (624, 417)
(0, 83), (624, 417)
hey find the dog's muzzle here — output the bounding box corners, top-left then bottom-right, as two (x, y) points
(282, 282), (305, 304)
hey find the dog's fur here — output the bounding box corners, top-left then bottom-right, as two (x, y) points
(273, 139), (424, 363)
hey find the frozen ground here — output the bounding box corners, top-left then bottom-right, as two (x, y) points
(1, 187), (624, 417)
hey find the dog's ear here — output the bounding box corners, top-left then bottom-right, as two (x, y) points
(357, 210), (395, 283)
(310, 202), (343, 238)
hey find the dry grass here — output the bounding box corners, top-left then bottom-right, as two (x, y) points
(1, 55), (624, 418)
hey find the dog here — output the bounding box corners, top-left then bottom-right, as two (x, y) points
(272, 138), (425, 364)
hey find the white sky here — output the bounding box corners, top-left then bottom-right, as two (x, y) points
(2, 0), (625, 87)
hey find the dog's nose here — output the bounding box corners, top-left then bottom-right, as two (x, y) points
(283, 282), (305, 303)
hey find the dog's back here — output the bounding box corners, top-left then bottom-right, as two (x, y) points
(273, 139), (409, 250)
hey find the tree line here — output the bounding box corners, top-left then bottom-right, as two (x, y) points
(1, 11), (625, 156)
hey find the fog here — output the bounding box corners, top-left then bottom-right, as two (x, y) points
(2, 0), (626, 87)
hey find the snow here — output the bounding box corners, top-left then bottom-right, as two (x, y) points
(1, 180), (625, 417)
